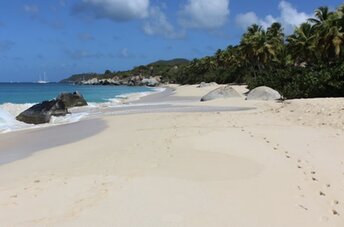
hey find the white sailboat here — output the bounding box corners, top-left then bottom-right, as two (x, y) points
(37, 72), (48, 84)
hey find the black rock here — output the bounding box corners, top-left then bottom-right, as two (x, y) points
(57, 91), (88, 108)
(16, 100), (68, 125)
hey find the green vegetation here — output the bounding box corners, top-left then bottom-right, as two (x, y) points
(175, 4), (344, 98)
(62, 4), (344, 99)
(60, 58), (190, 84)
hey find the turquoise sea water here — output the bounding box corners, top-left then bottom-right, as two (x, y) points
(0, 83), (154, 104)
(0, 83), (158, 133)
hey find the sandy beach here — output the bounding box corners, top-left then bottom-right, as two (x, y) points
(0, 84), (344, 226)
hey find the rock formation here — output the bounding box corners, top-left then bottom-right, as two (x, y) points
(200, 85), (241, 102)
(246, 86), (282, 101)
(57, 92), (88, 108)
(16, 100), (68, 124)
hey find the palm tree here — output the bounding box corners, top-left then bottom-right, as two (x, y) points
(308, 6), (332, 26)
(239, 23), (284, 74)
(267, 22), (285, 62)
(286, 23), (317, 65)
(309, 7), (344, 62)
(214, 49), (225, 67)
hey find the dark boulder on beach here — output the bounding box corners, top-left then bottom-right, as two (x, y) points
(16, 100), (69, 124)
(56, 91), (88, 108)
(200, 85), (241, 102)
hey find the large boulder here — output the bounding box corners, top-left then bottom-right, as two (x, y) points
(57, 91), (88, 108)
(246, 86), (282, 101)
(141, 78), (159, 87)
(128, 75), (143, 86)
(16, 100), (68, 124)
(200, 85), (241, 102)
(82, 78), (98, 85)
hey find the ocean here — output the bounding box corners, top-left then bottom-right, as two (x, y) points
(0, 83), (160, 133)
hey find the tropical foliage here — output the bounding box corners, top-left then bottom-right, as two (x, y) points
(173, 3), (344, 98)
(63, 4), (344, 99)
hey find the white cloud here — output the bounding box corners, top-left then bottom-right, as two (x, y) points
(235, 12), (259, 30)
(179, 0), (230, 29)
(143, 7), (184, 39)
(235, 0), (313, 33)
(278, 0), (312, 27)
(236, 12), (276, 30)
(74, 0), (150, 22)
(24, 4), (39, 14)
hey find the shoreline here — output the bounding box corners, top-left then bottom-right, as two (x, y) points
(0, 86), (165, 134)
(0, 84), (343, 226)
(0, 85), (255, 165)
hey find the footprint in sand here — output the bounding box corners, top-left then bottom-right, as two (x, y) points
(319, 191), (326, 196)
(298, 204), (308, 211)
(332, 209), (339, 216)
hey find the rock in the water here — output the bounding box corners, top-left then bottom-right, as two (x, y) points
(16, 100), (68, 124)
(197, 82), (218, 88)
(246, 86), (282, 101)
(200, 85), (241, 102)
(141, 78), (159, 87)
(57, 91), (88, 108)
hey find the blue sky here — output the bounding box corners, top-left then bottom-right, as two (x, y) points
(0, 0), (342, 82)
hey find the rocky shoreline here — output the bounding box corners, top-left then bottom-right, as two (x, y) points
(76, 75), (161, 87)
(16, 92), (88, 125)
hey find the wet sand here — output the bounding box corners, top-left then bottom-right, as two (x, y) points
(0, 119), (107, 165)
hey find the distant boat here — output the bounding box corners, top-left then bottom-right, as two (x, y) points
(37, 72), (49, 84)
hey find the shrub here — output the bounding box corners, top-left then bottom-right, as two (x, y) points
(246, 63), (344, 99)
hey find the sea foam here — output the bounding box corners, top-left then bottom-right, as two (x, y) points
(0, 87), (165, 133)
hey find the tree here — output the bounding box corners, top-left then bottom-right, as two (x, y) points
(239, 23), (285, 77)
(309, 6), (344, 62)
(104, 69), (112, 75)
(286, 23), (317, 65)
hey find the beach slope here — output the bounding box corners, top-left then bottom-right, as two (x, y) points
(0, 85), (343, 226)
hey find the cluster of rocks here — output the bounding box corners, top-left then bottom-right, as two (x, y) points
(16, 92), (88, 125)
(199, 83), (282, 102)
(80, 76), (160, 87)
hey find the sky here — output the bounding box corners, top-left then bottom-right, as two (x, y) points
(0, 0), (342, 82)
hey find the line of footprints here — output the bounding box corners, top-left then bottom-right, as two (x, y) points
(234, 123), (341, 218)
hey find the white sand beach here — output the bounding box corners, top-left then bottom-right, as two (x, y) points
(0, 85), (344, 226)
